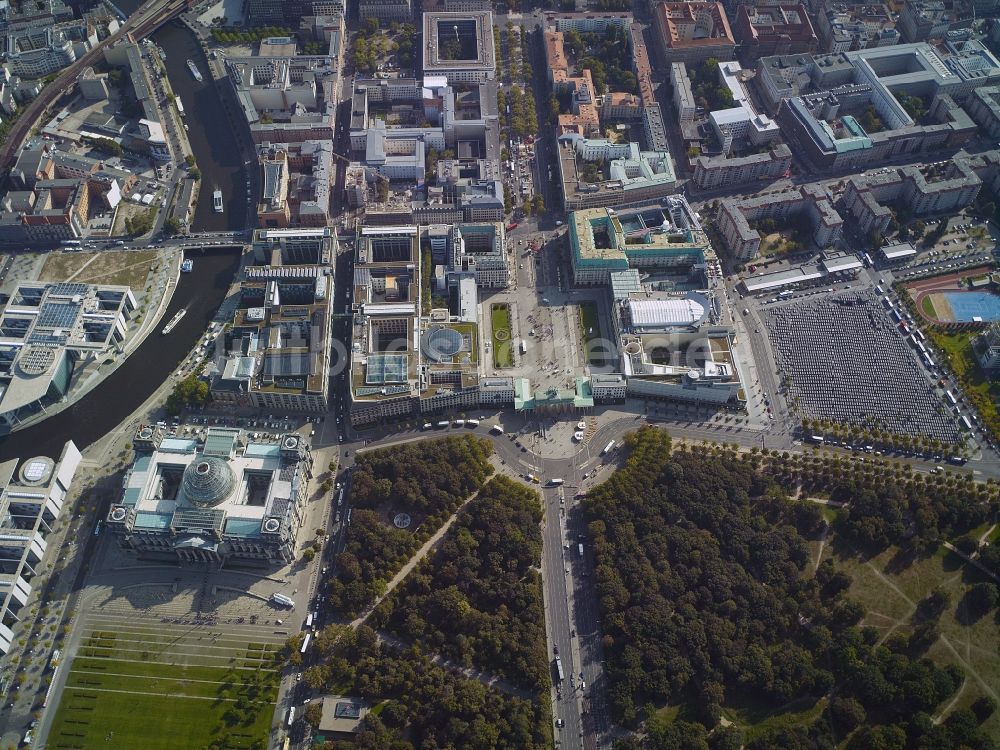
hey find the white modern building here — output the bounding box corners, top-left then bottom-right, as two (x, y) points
(0, 282), (136, 431)
(0, 441), (81, 654)
(709, 61), (780, 153)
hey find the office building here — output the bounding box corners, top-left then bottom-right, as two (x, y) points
(212, 229), (336, 413)
(653, 2), (736, 65)
(0, 441), (81, 654)
(733, 4), (817, 58)
(0, 282), (136, 430)
(556, 135), (677, 211)
(568, 198), (710, 285)
(422, 11), (496, 83)
(358, 0), (413, 22)
(227, 56), (338, 144)
(255, 140), (332, 228)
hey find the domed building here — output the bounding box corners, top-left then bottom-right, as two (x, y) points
(106, 426), (313, 566)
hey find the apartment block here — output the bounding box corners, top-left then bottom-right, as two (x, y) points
(716, 184), (844, 260)
(691, 144), (792, 190)
(671, 62), (697, 123)
(966, 85), (1000, 137)
(898, 0), (955, 42)
(842, 155), (995, 236)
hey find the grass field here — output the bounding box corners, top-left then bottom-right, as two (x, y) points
(39, 250), (158, 289)
(921, 294), (937, 318)
(491, 303), (513, 369)
(578, 301), (605, 366)
(47, 630), (280, 750)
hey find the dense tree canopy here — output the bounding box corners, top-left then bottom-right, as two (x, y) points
(586, 428), (994, 748)
(326, 437), (493, 617)
(377, 475), (547, 691)
(313, 636), (549, 750)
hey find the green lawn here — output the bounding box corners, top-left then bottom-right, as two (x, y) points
(491, 303), (513, 369)
(835, 544), (1000, 740)
(578, 301), (606, 366)
(48, 645), (279, 749)
(921, 295), (937, 319)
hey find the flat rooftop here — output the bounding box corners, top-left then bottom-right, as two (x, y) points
(423, 10), (496, 76)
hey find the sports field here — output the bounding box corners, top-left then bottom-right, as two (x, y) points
(47, 627), (280, 750)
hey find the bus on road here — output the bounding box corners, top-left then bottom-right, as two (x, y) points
(602, 440), (616, 455)
(554, 656), (564, 682)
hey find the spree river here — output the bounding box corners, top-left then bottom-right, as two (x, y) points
(0, 7), (251, 460)
(0, 249), (241, 462)
(155, 22), (253, 229)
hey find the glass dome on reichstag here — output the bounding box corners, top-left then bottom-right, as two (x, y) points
(181, 457), (235, 508)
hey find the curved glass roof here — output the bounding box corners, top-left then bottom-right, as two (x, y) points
(181, 457), (235, 508)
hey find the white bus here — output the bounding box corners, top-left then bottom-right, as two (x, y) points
(960, 415), (973, 431)
(490, 424), (504, 435)
(554, 656), (564, 682)
(548, 478), (564, 486)
(300, 633), (312, 654)
(466, 418), (480, 427)
(945, 390), (957, 406)
(287, 706), (296, 727)
(520, 340), (527, 355)
(271, 593), (294, 608)
(602, 440), (616, 456)
(305, 613), (313, 629)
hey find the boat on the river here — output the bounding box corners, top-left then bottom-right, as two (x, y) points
(161, 309), (187, 335)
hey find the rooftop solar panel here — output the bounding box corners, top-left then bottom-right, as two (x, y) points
(36, 302), (80, 330)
